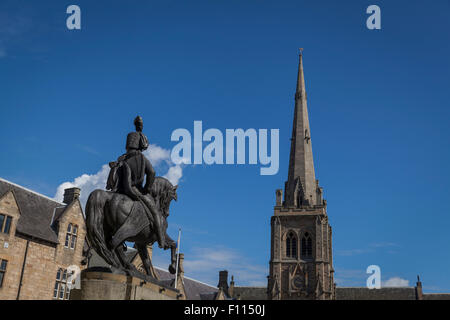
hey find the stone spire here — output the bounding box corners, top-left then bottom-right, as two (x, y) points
(284, 51), (319, 207)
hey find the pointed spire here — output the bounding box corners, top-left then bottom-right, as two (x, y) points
(284, 50), (318, 207)
(296, 48), (306, 95)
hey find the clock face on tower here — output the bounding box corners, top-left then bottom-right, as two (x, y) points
(292, 275), (305, 290)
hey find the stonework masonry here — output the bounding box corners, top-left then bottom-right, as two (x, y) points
(0, 180), (86, 300)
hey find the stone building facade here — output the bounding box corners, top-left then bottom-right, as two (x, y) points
(0, 178), (86, 300)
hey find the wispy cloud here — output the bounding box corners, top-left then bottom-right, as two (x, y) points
(54, 144), (184, 207)
(0, 10), (32, 58)
(334, 268), (368, 287)
(382, 277), (409, 287)
(76, 144), (101, 157)
(369, 242), (400, 249)
(153, 245), (268, 287)
(336, 242), (400, 257)
(336, 248), (370, 257)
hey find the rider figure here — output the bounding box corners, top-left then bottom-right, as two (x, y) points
(134, 116), (149, 152)
(108, 116), (165, 248)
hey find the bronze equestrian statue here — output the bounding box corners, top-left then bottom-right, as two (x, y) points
(85, 116), (179, 278)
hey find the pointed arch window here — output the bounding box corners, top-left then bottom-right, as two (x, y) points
(286, 232), (298, 259)
(301, 232), (313, 259)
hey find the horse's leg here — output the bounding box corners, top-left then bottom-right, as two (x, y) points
(136, 243), (154, 278)
(115, 244), (138, 273)
(110, 213), (148, 250)
(105, 194), (135, 268)
(166, 234), (177, 274)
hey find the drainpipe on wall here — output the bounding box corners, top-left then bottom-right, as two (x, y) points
(16, 240), (30, 300)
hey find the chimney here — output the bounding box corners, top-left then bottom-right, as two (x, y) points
(63, 187), (81, 204)
(177, 253), (184, 278)
(217, 270), (229, 297)
(174, 253), (185, 297)
(229, 275), (235, 298)
(415, 275), (423, 300)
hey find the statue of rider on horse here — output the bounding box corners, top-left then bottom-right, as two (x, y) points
(85, 116), (179, 278)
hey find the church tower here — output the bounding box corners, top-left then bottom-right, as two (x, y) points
(268, 52), (335, 300)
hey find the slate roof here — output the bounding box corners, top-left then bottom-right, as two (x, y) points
(154, 266), (218, 300)
(232, 287), (268, 300)
(0, 178), (65, 244)
(335, 287), (417, 300)
(52, 206), (69, 224)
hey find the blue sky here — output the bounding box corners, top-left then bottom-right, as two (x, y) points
(1, 0), (449, 291)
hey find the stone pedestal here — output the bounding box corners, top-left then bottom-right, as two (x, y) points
(70, 271), (181, 300)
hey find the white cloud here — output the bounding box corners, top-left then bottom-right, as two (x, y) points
(143, 144), (170, 167)
(382, 277), (410, 287)
(54, 164), (110, 208)
(164, 165), (183, 186)
(334, 268), (368, 287)
(54, 144), (184, 207)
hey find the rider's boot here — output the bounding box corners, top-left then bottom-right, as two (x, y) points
(154, 215), (165, 249)
(138, 191), (166, 249)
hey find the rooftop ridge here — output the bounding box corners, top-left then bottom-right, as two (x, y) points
(0, 177), (65, 206)
(153, 265), (217, 289)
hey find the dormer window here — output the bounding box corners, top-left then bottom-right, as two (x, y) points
(65, 223), (78, 250)
(0, 214), (12, 235)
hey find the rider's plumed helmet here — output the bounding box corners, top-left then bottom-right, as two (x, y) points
(126, 132), (140, 151)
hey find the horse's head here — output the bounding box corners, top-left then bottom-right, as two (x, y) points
(150, 177), (178, 217)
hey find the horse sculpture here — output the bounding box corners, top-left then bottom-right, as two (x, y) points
(85, 176), (178, 277)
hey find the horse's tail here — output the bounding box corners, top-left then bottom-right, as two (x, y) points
(85, 189), (121, 267)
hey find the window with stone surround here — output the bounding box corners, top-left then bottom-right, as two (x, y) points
(0, 259), (8, 288)
(65, 223), (78, 250)
(0, 214), (12, 234)
(301, 232), (313, 259)
(286, 232), (298, 259)
(53, 268), (70, 300)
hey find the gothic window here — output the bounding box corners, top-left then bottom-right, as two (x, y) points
(0, 259), (7, 288)
(286, 232), (298, 258)
(65, 223), (78, 250)
(53, 268), (71, 300)
(0, 214), (12, 234)
(301, 232), (313, 259)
